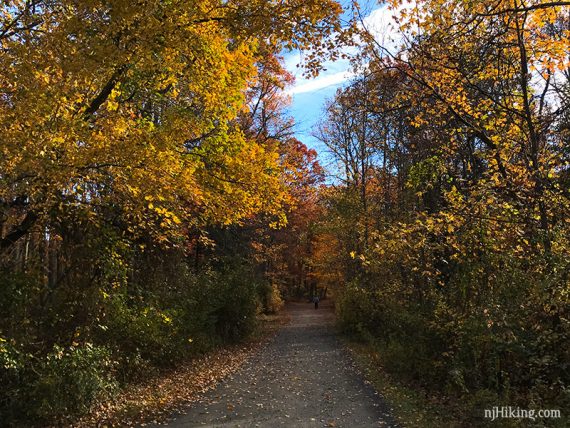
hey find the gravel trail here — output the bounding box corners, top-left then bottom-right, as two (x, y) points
(158, 301), (397, 428)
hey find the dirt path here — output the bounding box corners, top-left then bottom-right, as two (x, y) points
(155, 301), (397, 427)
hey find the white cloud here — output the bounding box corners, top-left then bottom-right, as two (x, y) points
(283, 4), (401, 96)
(281, 3), (404, 153)
(286, 70), (357, 95)
(283, 51), (302, 75)
(358, 2), (403, 56)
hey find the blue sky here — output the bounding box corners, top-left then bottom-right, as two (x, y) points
(282, 0), (397, 159)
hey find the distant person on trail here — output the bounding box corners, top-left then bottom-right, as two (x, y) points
(313, 295), (319, 309)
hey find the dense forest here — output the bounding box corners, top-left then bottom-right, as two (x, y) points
(1, 0), (569, 426)
(326, 0), (570, 422)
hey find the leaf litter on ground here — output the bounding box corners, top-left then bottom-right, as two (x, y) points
(72, 313), (288, 427)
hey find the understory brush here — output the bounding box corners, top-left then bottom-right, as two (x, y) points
(0, 253), (274, 425)
(338, 253), (569, 426)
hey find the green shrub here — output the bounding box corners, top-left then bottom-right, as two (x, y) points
(206, 265), (259, 343)
(0, 245), (269, 424)
(97, 294), (183, 371)
(338, 242), (570, 424)
(0, 337), (27, 422)
(259, 283), (285, 314)
(31, 343), (117, 421)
